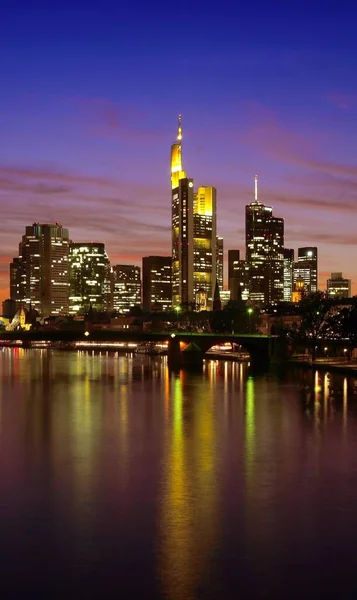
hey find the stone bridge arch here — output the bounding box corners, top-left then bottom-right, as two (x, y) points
(167, 333), (276, 369)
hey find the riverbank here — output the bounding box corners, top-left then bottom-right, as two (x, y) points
(289, 358), (357, 375)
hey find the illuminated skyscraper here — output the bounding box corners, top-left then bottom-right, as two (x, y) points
(283, 248), (294, 302)
(142, 256), (172, 312)
(10, 223), (70, 315)
(193, 186), (217, 309)
(245, 176), (284, 305)
(216, 236), (223, 291)
(69, 243), (111, 314)
(171, 116), (193, 308)
(327, 272), (351, 299)
(231, 260), (251, 301)
(113, 265), (141, 313)
(293, 247), (318, 293)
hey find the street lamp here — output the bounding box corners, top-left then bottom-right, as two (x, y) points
(324, 346), (328, 359)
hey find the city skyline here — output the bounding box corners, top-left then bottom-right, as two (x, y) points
(2, 2), (357, 302)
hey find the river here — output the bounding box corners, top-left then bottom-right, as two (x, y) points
(1, 348), (357, 598)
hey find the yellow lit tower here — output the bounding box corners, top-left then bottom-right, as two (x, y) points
(171, 115), (194, 308)
(193, 187), (217, 310)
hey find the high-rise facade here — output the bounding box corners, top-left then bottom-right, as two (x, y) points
(10, 223), (70, 315)
(283, 248), (294, 302)
(231, 260), (251, 301)
(216, 236), (223, 292)
(171, 116), (194, 308)
(142, 256), (172, 312)
(192, 186), (217, 309)
(245, 176), (284, 305)
(10, 257), (24, 307)
(69, 243), (111, 314)
(228, 250), (240, 288)
(293, 247), (318, 294)
(327, 272), (351, 299)
(113, 265), (141, 313)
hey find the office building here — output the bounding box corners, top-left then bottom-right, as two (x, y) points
(283, 248), (294, 302)
(10, 223), (70, 315)
(10, 257), (24, 307)
(228, 250), (240, 290)
(220, 290), (231, 308)
(142, 256), (172, 312)
(192, 186), (217, 309)
(69, 243), (111, 314)
(327, 272), (351, 299)
(113, 265), (141, 313)
(231, 260), (251, 301)
(216, 236), (224, 292)
(293, 247), (318, 294)
(245, 176), (284, 305)
(171, 116), (194, 308)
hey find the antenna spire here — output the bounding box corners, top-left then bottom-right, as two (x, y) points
(254, 174), (258, 201)
(177, 114), (182, 141)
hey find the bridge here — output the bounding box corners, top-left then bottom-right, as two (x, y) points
(0, 329), (281, 369)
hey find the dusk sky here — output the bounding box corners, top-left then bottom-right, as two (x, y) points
(2, 1), (357, 301)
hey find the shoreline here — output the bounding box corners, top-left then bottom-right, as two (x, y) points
(288, 359), (357, 376)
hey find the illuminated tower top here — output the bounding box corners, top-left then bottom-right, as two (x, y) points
(177, 114), (182, 141)
(170, 114), (186, 189)
(254, 174), (259, 202)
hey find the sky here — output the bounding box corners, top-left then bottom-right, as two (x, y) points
(1, 0), (357, 301)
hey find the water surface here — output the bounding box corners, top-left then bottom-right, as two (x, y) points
(1, 349), (357, 598)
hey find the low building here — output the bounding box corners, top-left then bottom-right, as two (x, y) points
(327, 272), (351, 299)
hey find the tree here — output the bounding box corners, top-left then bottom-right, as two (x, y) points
(297, 291), (334, 359)
(128, 305), (143, 317)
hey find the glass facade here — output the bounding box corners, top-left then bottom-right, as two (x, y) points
(245, 195), (284, 305)
(69, 243), (111, 314)
(10, 223), (70, 316)
(113, 265), (141, 314)
(142, 256), (172, 312)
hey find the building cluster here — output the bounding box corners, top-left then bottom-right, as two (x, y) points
(4, 116), (352, 319)
(8, 224), (171, 318)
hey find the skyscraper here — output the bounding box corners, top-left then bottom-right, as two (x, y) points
(171, 116), (194, 308)
(228, 250), (240, 289)
(192, 186), (217, 309)
(9, 257), (24, 307)
(142, 256), (172, 312)
(231, 260), (251, 301)
(283, 248), (294, 302)
(245, 176), (284, 305)
(327, 272), (351, 299)
(113, 265), (141, 313)
(10, 223), (70, 315)
(69, 243), (111, 314)
(216, 236), (223, 291)
(293, 247), (318, 294)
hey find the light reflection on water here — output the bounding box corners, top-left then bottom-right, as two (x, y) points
(1, 349), (357, 598)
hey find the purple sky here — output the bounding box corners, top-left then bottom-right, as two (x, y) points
(1, 1), (357, 301)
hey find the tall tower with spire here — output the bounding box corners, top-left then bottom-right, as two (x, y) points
(171, 115), (194, 308)
(170, 115), (186, 190)
(245, 175), (284, 305)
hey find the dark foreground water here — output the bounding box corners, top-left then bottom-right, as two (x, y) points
(1, 349), (357, 598)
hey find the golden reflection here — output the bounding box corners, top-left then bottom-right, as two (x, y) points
(314, 371), (322, 431)
(159, 370), (218, 600)
(70, 354), (98, 535)
(323, 373), (329, 422)
(245, 376), (256, 491)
